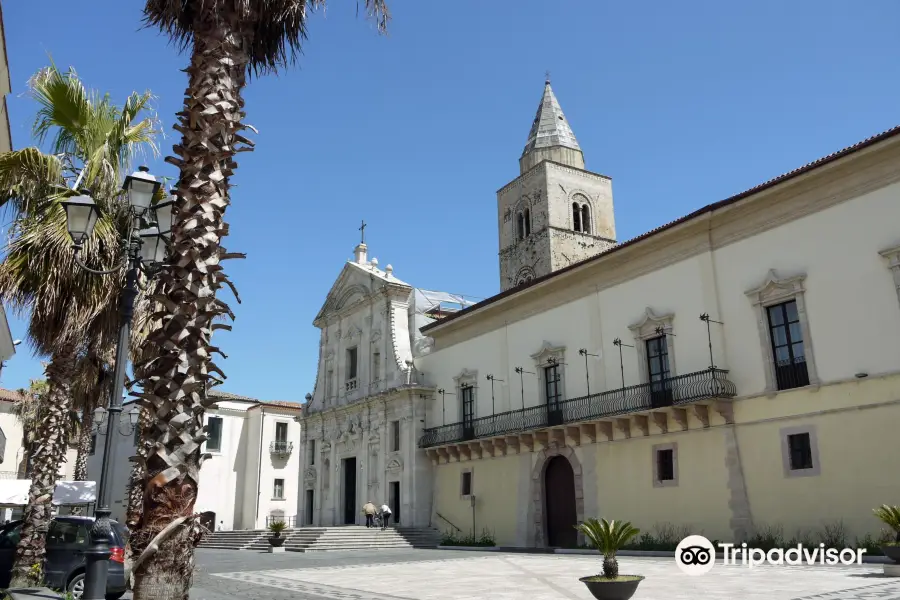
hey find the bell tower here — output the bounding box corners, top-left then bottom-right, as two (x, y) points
(497, 78), (617, 292)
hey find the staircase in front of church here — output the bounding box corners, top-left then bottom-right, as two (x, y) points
(199, 526), (442, 552)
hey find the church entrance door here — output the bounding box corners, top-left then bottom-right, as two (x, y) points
(342, 457), (357, 525)
(544, 455), (577, 547)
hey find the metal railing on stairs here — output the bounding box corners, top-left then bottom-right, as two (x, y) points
(435, 512), (462, 534)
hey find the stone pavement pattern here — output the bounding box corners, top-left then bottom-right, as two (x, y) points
(211, 553), (900, 600)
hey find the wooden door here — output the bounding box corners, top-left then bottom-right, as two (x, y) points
(544, 456), (577, 547)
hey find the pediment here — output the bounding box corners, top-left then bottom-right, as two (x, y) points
(529, 340), (565, 362)
(386, 457), (403, 473)
(452, 368), (478, 384)
(314, 264), (374, 325)
(745, 269), (806, 305)
(628, 307), (674, 338)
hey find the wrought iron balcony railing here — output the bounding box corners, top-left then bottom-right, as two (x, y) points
(418, 367), (736, 449)
(270, 440), (293, 455)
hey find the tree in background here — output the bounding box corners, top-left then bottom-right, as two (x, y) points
(0, 65), (158, 586)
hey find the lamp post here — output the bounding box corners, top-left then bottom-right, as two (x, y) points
(578, 348), (599, 396)
(61, 166), (169, 600)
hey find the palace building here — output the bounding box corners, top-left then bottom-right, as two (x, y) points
(298, 79), (900, 547)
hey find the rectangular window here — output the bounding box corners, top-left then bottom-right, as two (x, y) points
(461, 385), (475, 425)
(372, 351), (381, 382)
(308, 440), (316, 465)
(787, 433), (813, 470)
(275, 422), (288, 443)
(390, 420), (400, 452)
(206, 416), (223, 452)
(656, 449), (674, 482)
(89, 434), (97, 456)
(346, 347), (358, 380)
(461, 471), (473, 497)
(646, 336), (673, 407)
(766, 300), (810, 390)
(273, 478), (285, 500)
(544, 365), (561, 405)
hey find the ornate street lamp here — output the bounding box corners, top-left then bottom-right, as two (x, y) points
(61, 166), (169, 600)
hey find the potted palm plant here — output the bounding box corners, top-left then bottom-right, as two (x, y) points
(576, 518), (644, 600)
(268, 520), (288, 548)
(874, 505), (900, 563)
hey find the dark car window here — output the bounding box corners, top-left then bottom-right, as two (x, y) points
(47, 521), (88, 546)
(0, 522), (21, 548)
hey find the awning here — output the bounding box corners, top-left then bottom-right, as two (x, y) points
(0, 480), (96, 507)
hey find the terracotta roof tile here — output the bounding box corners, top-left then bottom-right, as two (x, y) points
(0, 388), (22, 402)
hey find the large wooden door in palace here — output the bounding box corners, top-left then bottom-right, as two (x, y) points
(544, 455), (577, 548)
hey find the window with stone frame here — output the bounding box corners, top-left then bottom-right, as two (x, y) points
(346, 347), (358, 380)
(524, 208), (532, 236)
(273, 478), (285, 500)
(390, 420), (401, 452)
(780, 425), (820, 478)
(766, 300), (809, 390)
(628, 307), (677, 390)
(746, 270), (818, 395)
(460, 469), (473, 498)
(652, 442), (678, 487)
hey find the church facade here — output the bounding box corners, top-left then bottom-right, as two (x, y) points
(300, 79), (900, 547)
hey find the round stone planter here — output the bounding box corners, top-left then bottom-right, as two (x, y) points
(269, 535), (285, 547)
(578, 575), (644, 600)
(881, 545), (900, 564)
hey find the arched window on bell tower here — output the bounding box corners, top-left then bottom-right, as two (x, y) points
(572, 202), (581, 232)
(517, 212), (525, 240)
(581, 204), (591, 235)
(524, 208), (531, 236)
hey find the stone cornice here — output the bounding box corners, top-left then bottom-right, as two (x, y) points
(300, 383), (433, 424)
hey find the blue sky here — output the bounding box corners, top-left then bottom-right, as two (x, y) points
(2, 1), (899, 402)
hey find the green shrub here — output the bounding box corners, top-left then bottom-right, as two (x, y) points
(874, 505), (900, 545)
(440, 528), (496, 547)
(268, 520), (288, 535)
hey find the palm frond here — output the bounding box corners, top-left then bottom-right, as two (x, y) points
(0, 148), (66, 214)
(142, 0), (389, 76)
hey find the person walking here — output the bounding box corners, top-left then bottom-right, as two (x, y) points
(379, 503), (393, 530)
(363, 501), (377, 528)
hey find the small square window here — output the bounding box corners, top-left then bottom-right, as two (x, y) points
(788, 433), (813, 470)
(461, 471), (473, 497)
(652, 443), (678, 487)
(780, 426), (820, 478)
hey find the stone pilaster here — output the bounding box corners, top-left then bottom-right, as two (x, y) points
(723, 426), (753, 541)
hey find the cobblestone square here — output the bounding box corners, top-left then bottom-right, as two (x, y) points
(208, 551), (900, 600)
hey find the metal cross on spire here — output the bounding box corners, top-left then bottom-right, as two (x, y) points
(359, 220), (367, 244)
(545, 70), (551, 84)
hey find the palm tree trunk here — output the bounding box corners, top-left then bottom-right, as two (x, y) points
(131, 12), (250, 600)
(10, 345), (77, 587)
(74, 407), (93, 481)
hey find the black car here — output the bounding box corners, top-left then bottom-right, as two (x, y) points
(0, 516), (127, 600)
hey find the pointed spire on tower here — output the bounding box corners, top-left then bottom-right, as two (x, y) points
(519, 77), (585, 174)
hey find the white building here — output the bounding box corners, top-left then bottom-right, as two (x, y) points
(87, 390), (303, 530)
(295, 243), (473, 528)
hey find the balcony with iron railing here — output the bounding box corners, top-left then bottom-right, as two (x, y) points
(418, 367), (737, 449)
(270, 440), (294, 456)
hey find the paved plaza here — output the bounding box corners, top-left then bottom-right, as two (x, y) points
(182, 548), (900, 600)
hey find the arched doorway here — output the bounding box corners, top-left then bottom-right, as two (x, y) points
(544, 455), (577, 548)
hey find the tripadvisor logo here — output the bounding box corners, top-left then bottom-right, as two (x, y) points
(675, 535), (866, 575)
